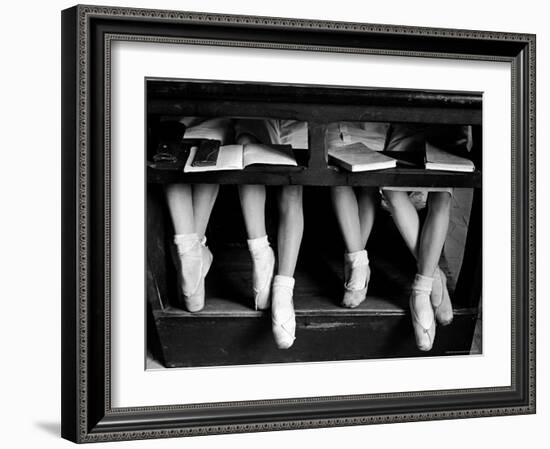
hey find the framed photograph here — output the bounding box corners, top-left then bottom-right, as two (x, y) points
(61, 4), (535, 443)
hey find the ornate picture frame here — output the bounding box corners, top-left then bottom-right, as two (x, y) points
(61, 4), (535, 443)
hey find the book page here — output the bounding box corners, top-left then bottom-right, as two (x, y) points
(243, 144), (297, 167)
(217, 145), (244, 170)
(184, 145), (243, 172)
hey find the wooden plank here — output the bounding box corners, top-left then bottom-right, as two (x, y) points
(453, 125), (482, 308)
(152, 312), (478, 368)
(147, 165), (482, 187)
(148, 100), (481, 125)
(146, 186), (177, 310)
(158, 297), (477, 318)
(307, 122), (329, 169)
(147, 79), (482, 109)
(453, 188), (482, 308)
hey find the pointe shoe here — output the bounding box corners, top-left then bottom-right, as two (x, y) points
(410, 274), (436, 351)
(342, 250), (370, 308)
(248, 239), (275, 310)
(175, 235), (212, 313)
(431, 268), (453, 326)
(271, 275), (296, 349)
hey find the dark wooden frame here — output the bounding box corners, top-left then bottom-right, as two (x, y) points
(61, 4), (536, 443)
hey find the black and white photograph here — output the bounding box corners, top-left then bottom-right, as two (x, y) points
(146, 78), (482, 368)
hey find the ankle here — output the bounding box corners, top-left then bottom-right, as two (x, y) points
(345, 249), (369, 266)
(272, 276), (295, 319)
(174, 233), (200, 254)
(273, 276), (295, 302)
(412, 273), (434, 294)
(247, 235), (270, 253)
(344, 250), (369, 291)
(433, 267), (445, 281)
(273, 275), (295, 289)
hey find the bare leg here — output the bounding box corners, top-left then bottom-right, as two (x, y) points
(331, 186), (372, 306)
(192, 184), (219, 239)
(239, 185), (267, 239)
(417, 192), (452, 277)
(356, 187), (378, 248)
(165, 183), (195, 234)
(165, 183), (215, 312)
(408, 191), (451, 350)
(383, 189), (420, 257)
(235, 134), (274, 310)
(385, 190), (453, 330)
(272, 187), (303, 349)
(277, 185), (304, 276)
(330, 186), (363, 253)
(237, 134), (268, 239)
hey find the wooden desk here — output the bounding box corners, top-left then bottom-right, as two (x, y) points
(146, 79), (482, 367)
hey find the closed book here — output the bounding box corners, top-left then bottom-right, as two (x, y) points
(328, 143), (397, 172)
(425, 143), (475, 172)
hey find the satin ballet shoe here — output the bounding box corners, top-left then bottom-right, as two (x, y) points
(342, 250), (370, 308)
(431, 268), (453, 326)
(250, 245), (275, 310)
(342, 285), (369, 308)
(410, 274), (436, 351)
(175, 235), (213, 313)
(271, 276), (296, 349)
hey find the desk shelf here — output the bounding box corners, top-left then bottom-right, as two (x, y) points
(147, 164), (482, 188)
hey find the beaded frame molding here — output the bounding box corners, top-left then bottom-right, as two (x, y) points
(61, 4), (536, 443)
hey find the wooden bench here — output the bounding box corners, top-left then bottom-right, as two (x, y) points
(146, 79), (482, 367)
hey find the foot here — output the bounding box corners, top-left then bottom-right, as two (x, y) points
(175, 234), (212, 313)
(271, 275), (296, 349)
(410, 274), (436, 351)
(248, 237), (275, 310)
(431, 268), (453, 325)
(342, 250), (370, 308)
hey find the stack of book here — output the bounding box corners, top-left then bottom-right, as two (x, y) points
(424, 142), (475, 172)
(329, 142), (475, 173)
(328, 143), (397, 172)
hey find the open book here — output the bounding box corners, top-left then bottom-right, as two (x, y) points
(425, 142), (475, 172)
(328, 142), (397, 172)
(184, 143), (298, 173)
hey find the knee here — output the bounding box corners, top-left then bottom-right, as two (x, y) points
(331, 185), (351, 194)
(331, 185), (353, 201)
(382, 189), (406, 210)
(239, 184), (264, 198)
(165, 183), (191, 201)
(236, 133), (257, 145)
(428, 192), (452, 212)
(201, 183), (220, 200)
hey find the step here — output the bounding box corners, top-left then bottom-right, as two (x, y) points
(148, 247), (479, 368)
